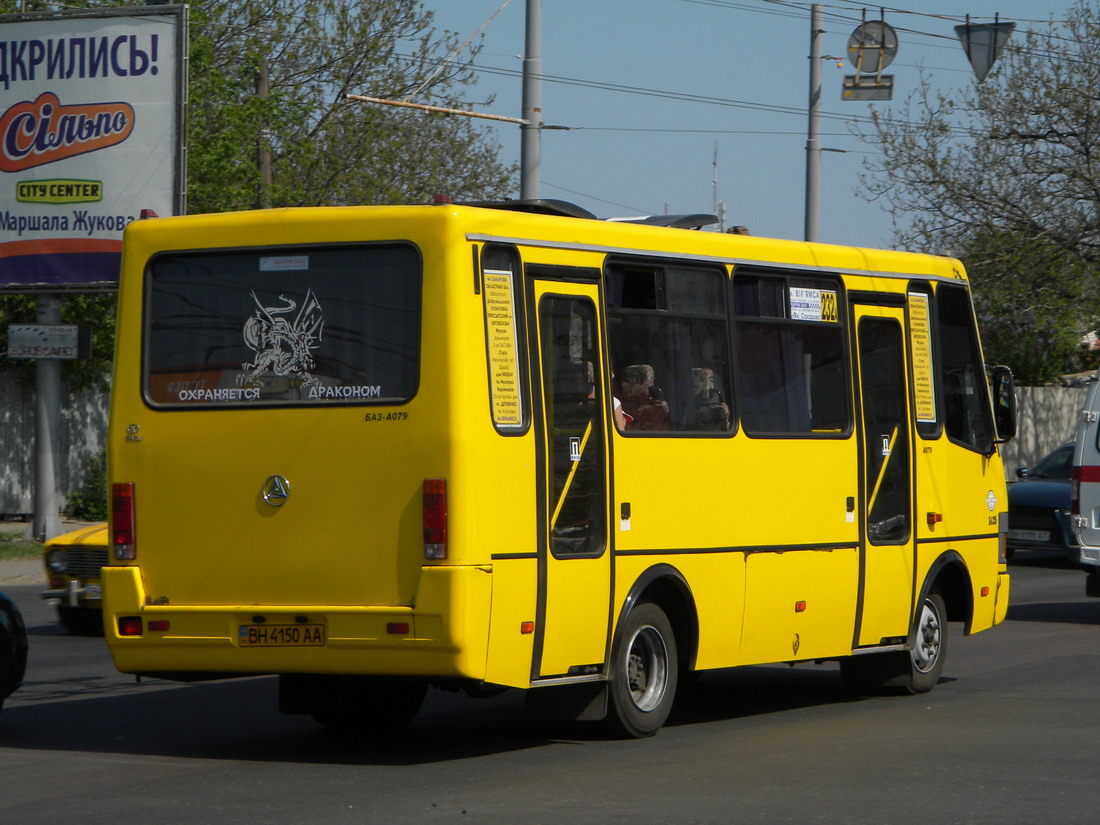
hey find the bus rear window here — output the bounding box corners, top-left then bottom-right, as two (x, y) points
(144, 244), (421, 408)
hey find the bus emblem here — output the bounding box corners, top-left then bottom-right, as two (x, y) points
(262, 475), (291, 506)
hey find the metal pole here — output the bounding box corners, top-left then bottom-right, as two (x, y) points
(258, 56), (272, 209)
(804, 3), (823, 243)
(28, 295), (64, 542)
(520, 0), (542, 200)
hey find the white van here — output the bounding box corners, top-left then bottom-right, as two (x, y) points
(1071, 377), (1100, 594)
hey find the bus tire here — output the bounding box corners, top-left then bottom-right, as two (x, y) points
(308, 676), (427, 734)
(603, 601), (678, 738)
(904, 590), (948, 694)
(840, 590), (948, 694)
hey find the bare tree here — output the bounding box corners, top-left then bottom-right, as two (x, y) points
(856, 2), (1100, 381)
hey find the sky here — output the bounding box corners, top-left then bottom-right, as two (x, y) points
(419, 0), (1079, 250)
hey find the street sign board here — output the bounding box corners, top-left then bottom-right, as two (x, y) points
(847, 21), (898, 74)
(955, 21), (1016, 82)
(842, 75), (894, 101)
(6, 323), (83, 359)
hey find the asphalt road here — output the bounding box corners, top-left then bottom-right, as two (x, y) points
(2, 553), (1099, 825)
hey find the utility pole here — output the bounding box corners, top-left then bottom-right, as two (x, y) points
(520, 0), (542, 199)
(258, 56), (272, 209)
(28, 296), (63, 542)
(804, 3), (823, 243)
(712, 143), (726, 232)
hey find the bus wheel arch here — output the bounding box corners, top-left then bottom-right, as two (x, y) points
(615, 564), (699, 673)
(602, 565), (699, 738)
(923, 550), (973, 633)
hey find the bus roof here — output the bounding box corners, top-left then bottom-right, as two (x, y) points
(123, 200), (968, 285)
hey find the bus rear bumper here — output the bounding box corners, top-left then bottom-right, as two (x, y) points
(101, 565), (492, 681)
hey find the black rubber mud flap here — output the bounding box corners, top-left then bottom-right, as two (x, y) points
(526, 680), (608, 722)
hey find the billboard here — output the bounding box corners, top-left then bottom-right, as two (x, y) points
(0, 6), (186, 290)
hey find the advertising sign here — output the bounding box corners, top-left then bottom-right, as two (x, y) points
(0, 6), (186, 290)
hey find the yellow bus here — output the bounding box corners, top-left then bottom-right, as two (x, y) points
(102, 200), (1016, 737)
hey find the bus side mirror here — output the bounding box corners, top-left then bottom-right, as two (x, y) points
(988, 365), (1017, 443)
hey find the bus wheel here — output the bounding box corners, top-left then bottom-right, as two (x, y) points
(309, 677), (427, 734)
(840, 590), (948, 694)
(905, 591), (948, 694)
(603, 601), (678, 738)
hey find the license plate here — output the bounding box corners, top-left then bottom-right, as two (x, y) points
(1008, 529), (1050, 542)
(239, 624), (325, 647)
(82, 585), (102, 600)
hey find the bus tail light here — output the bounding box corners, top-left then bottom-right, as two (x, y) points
(118, 616), (143, 636)
(112, 482), (136, 560)
(1072, 466), (1081, 515)
(424, 478), (447, 560)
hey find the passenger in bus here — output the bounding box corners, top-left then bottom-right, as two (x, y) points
(613, 395), (631, 430)
(620, 364), (670, 431)
(609, 371), (632, 430)
(692, 367), (730, 431)
(578, 364), (631, 431)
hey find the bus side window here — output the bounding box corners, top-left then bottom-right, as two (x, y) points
(606, 260), (733, 435)
(733, 272), (850, 437)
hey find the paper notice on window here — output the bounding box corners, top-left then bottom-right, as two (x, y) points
(908, 292), (936, 423)
(789, 288), (838, 322)
(484, 268), (524, 428)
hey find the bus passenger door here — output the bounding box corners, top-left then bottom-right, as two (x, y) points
(529, 281), (612, 680)
(854, 306), (916, 647)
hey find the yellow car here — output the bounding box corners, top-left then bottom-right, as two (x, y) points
(42, 523), (108, 634)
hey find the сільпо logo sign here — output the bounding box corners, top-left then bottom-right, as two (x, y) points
(0, 92), (134, 172)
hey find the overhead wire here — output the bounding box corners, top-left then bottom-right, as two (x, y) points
(415, 0), (1090, 143)
(683, 0), (1089, 65)
(457, 58), (979, 139)
(192, 0), (1095, 134)
(407, 0), (515, 101)
(751, 0), (1093, 65)
(430, 0), (1087, 212)
(205, 0), (1096, 203)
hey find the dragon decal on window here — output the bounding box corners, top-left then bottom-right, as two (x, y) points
(242, 289), (324, 388)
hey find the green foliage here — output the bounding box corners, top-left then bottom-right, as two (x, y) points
(2, 0), (515, 382)
(3, 0), (518, 211)
(186, 0), (517, 211)
(856, 0), (1100, 383)
(0, 294), (35, 385)
(0, 293), (115, 389)
(963, 231), (1095, 384)
(0, 531), (42, 561)
(67, 451), (108, 522)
